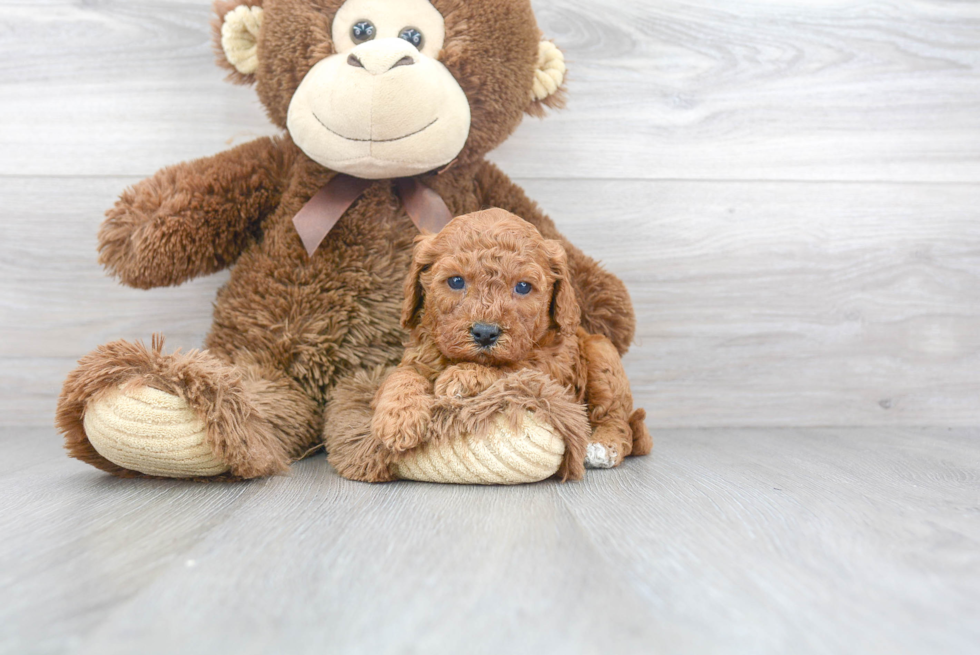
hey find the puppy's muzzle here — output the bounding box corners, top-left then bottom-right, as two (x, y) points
(471, 323), (502, 349)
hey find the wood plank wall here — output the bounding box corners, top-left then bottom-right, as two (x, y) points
(1, 0), (978, 428)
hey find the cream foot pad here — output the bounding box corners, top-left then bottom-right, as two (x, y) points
(391, 412), (565, 485)
(83, 384), (230, 478)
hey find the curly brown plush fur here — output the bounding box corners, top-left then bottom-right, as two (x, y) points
(352, 209), (648, 480)
(56, 0), (636, 480)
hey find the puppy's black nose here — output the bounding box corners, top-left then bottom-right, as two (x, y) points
(471, 323), (501, 348)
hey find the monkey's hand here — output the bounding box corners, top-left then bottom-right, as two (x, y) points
(99, 137), (287, 289)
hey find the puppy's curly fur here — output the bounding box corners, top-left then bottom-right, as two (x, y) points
(371, 209), (652, 479)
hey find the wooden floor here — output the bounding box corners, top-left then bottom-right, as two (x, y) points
(1, 426), (978, 655)
(2, 0), (979, 652)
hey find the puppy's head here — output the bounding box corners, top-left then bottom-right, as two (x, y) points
(402, 208), (580, 365)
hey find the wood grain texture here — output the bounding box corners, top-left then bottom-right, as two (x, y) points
(1, 1), (979, 180)
(1, 426), (977, 654)
(3, 177), (977, 427)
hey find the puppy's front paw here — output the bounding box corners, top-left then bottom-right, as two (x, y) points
(434, 365), (500, 399)
(372, 404), (431, 454)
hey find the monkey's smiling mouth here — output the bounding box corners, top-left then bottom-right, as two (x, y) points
(313, 114), (439, 143)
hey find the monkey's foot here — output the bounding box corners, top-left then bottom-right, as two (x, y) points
(83, 384), (230, 478)
(58, 337), (312, 480)
(391, 412), (565, 485)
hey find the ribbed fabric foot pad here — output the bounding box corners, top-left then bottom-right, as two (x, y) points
(83, 384), (230, 478)
(391, 412), (565, 485)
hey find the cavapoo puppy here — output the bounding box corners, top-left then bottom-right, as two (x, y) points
(372, 208), (652, 477)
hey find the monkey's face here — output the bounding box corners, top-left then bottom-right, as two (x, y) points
(286, 0), (470, 179)
(215, 0), (567, 179)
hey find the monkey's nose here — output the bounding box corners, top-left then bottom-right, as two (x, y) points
(471, 323), (502, 348)
(347, 39), (419, 75)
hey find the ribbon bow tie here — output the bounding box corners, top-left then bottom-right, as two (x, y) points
(292, 174), (453, 257)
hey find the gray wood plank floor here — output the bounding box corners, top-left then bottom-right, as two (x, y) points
(1, 427), (977, 655)
(1, 0), (978, 652)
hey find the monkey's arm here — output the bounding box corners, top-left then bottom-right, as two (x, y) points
(475, 161), (636, 355)
(98, 136), (293, 289)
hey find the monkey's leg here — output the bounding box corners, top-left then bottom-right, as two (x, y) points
(325, 367), (591, 484)
(580, 333), (651, 469)
(322, 367), (400, 483)
(56, 337), (320, 480)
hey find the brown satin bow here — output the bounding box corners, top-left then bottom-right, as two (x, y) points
(292, 174), (453, 257)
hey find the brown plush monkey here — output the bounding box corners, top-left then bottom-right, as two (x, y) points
(56, 0), (637, 482)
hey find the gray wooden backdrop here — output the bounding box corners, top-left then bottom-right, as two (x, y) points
(2, 3), (980, 654)
(1, 0), (978, 427)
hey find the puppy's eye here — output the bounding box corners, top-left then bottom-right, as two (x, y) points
(398, 27), (424, 49)
(447, 276), (465, 290)
(351, 20), (376, 43)
(515, 281), (532, 295)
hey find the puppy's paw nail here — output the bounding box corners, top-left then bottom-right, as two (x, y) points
(585, 443), (618, 469)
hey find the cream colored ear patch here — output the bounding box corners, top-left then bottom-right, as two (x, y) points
(391, 412), (565, 485)
(531, 40), (566, 101)
(221, 5), (264, 76)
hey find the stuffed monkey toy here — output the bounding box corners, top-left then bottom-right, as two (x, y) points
(56, 0), (637, 482)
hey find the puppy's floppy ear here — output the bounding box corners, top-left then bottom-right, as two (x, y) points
(401, 234), (439, 330)
(544, 239), (580, 337)
(212, 0), (264, 84)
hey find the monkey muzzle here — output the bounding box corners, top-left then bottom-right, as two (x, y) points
(286, 38), (471, 180)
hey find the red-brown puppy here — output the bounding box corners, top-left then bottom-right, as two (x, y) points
(372, 208), (652, 473)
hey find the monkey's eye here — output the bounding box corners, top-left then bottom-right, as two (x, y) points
(515, 281), (532, 295)
(398, 27), (424, 50)
(447, 276), (465, 290)
(351, 20), (376, 43)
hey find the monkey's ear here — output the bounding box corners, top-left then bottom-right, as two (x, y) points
(527, 40), (567, 117)
(401, 235), (439, 330)
(212, 0), (264, 84)
(544, 239), (580, 337)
